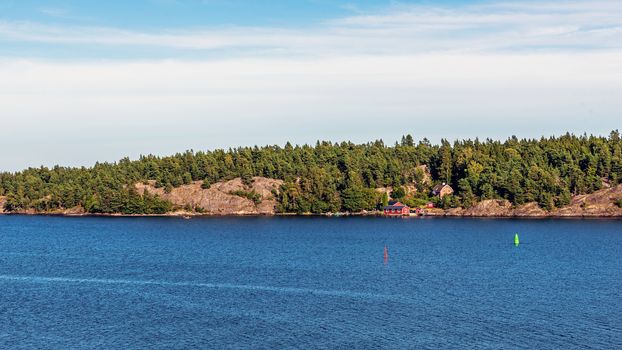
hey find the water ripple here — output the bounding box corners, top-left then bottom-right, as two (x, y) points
(0, 274), (397, 301)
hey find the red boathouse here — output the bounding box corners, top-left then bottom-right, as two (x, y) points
(383, 201), (410, 216)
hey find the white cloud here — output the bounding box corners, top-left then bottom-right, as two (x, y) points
(1, 0), (622, 169)
(1, 53), (620, 168)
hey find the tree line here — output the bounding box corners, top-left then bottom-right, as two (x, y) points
(1, 131), (620, 214)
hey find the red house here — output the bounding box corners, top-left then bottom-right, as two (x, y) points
(383, 201), (410, 216)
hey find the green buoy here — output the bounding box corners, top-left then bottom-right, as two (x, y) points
(514, 233), (520, 247)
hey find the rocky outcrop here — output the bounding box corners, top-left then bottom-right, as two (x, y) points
(61, 206), (86, 215)
(513, 202), (548, 217)
(429, 184), (622, 217)
(463, 199), (512, 216)
(551, 184), (622, 217)
(444, 207), (463, 216)
(0, 196), (6, 213)
(135, 177), (283, 215)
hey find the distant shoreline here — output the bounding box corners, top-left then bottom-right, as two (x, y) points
(2, 211), (621, 218)
(3, 132), (622, 221)
(2, 181), (622, 218)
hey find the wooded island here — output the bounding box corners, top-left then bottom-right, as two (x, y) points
(1, 131), (622, 216)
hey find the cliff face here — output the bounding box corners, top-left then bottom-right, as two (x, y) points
(134, 177), (283, 215)
(0, 196), (5, 213)
(434, 184), (622, 217)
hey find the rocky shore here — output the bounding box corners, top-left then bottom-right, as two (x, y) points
(423, 184), (622, 217)
(2, 181), (622, 218)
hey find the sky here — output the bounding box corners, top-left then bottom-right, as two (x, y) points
(1, 0), (621, 171)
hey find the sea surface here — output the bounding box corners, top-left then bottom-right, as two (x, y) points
(0, 216), (620, 349)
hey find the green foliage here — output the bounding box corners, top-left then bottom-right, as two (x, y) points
(391, 186), (406, 200)
(182, 172), (193, 185)
(381, 192), (389, 207)
(230, 190), (262, 205)
(440, 195), (460, 210)
(615, 199), (622, 208)
(0, 131), (620, 214)
(341, 187), (376, 212)
(457, 178), (475, 208)
(84, 189), (171, 215)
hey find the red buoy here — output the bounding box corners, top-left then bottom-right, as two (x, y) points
(383, 245), (388, 264)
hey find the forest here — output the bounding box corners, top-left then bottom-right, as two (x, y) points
(1, 131), (621, 214)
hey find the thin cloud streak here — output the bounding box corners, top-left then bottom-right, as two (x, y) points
(0, 0), (621, 56)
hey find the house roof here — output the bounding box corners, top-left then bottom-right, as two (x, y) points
(433, 184), (452, 192)
(383, 205), (408, 210)
(383, 201), (409, 210)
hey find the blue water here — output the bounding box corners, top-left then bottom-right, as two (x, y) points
(0, 216), (620, 349)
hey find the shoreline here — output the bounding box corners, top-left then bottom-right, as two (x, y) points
(3, 179), (621, 220)
(1, 211), (621, 218)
